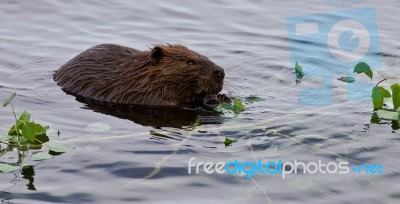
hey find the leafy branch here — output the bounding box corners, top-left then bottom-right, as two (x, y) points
(353, 62), (400, 122)
(0, 93), (71, 173)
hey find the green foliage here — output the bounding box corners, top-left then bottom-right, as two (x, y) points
(224, 137), (237, 147)
(294, 61), (304, 83)
(353, 62), (373, 80)
(233, 97), (246, 112)
(2, 92), (16, 107)
(244, 96), (263, 103)
(0, 134), (12, 141)
(46, 143), (71, 153)
(0, 163), (20, 173)
(391, 84), (400, 111)
(295, 60), (304, 78)
(0, 93), (70, 174)
(215, 97), (246, 114)
(398, 112), (400, 123)
(353, 62), (400, 123)
(372, 86), (391, 110)
(376, 110), (399, 121)
(32, 152), (53, 161)
(7, 111), (49, 144)
(214, 103), (233, 112)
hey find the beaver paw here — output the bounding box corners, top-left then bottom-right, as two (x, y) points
(203, 95), (219, 105)
(216, 94), (232, 103)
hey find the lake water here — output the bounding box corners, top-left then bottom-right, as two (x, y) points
(0, 0), (399, 203)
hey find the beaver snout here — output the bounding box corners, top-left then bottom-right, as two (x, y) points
(212, 66), (225, 80)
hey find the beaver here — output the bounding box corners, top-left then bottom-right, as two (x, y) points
(54, 44), (229, 108)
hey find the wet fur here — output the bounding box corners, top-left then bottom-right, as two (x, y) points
(54, 44), (224, 107)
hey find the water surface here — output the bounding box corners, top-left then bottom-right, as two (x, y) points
(0, 0), (399, 203)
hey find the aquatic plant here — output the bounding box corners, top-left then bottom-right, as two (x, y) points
(352, 62), (400, 122)
(214, 96), (263, 114)
(0, 93), (70, 173)
(224, 137), (237, 147)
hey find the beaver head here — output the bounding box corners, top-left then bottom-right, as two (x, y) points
(142, 44), (225, 106)
(54, 44), (226, 107)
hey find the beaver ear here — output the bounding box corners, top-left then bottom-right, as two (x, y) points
(151, 47), (163, 65)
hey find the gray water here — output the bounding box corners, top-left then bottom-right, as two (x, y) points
(0, 0), (399, 203)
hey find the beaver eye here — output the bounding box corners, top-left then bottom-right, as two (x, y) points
(186, 59), (195, 65)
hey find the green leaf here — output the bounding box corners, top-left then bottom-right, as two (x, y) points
(18, 111), (30, 123)
(224, 137), (237, 147)
(337, 77), (356, 83)
(0, 163), (20, 173)
(353, 62), (373, 80)
(398, 113), (400, 123)
(295, 61), (304, 78)
(35, 124), (47, 136)
(45, 143), (71, 153)
(0, 134), (13, 141)
(214, 97), (246, 114)
(3, 92), (16, 107)
(8, 124), (18, 136)
(391, 84), (400, 111)
(244, 96), (263, 103)
(233, 97), (246, 113)
(215, 98), (246, 114)
(34, 133), (49, 145)
(376, 110), (400, 121)
(9, 136), (28, 145)
(214, 103), (233, 112)
(19, 122), (36, 142)
(372, 86), (391, 110)
(32, 152), (53, 161)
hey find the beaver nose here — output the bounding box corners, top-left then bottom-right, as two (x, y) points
(212, 66), (225, 79)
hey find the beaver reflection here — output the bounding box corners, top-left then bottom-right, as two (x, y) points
(78, 97), (223, 128)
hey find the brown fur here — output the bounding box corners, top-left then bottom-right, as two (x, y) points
(54, 44), (225, 107)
